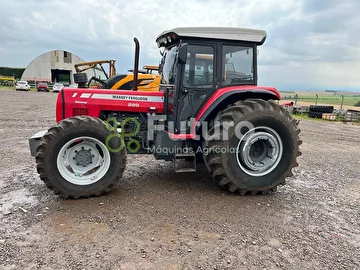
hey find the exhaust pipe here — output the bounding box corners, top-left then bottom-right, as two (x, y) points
(133, 37), (140, 91)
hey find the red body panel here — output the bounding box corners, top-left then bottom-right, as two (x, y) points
(56, 85), (279, 140)
(56, 88), (165, 122)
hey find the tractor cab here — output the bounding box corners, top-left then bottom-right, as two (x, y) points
(155, 27), (267, 134)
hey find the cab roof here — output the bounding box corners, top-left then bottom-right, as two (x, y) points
(156, 27), (267, 47)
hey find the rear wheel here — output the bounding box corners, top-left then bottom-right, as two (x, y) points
(36, 116), (127, 198)
(203, 99), (302, 195)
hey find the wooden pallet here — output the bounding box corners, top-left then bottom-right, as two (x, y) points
(322, 113), (336, 121)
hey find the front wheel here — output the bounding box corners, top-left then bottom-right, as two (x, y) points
(204, 99), (302, 195)
(36, 116), (127, 198)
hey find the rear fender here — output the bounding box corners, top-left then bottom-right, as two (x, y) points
(167, 87), (281, 140)
(195, 88), (280, 134)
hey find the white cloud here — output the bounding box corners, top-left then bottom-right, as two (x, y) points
(0, 0), (359, 90)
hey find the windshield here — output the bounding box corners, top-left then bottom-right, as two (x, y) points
(221, 45), (254, 86)
(160, 45), (178, 84)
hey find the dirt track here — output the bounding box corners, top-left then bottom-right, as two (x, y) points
(0, 90), (359, 270)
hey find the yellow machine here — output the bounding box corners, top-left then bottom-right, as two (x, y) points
(73, 60), (160, 91)
(103, 65), (160, 91)
(74, 60), (117, 78)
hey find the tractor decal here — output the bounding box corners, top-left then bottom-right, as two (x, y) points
(90, 93), (164, 102)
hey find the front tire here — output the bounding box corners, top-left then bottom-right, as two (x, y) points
(204, 99), (302, 195)
(36, 116), (127, 198)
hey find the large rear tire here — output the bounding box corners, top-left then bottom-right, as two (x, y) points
(36, 116), (127, 199)
(203, 99), (302, 195)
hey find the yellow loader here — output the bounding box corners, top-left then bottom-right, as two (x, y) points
(74, 60), (160, 91)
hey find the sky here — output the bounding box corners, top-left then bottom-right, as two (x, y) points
(1, 0), (360, 91)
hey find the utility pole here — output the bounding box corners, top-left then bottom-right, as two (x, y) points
(340, 95), (344, 109)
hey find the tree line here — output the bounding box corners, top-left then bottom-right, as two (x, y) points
(0, 67), (25, 80)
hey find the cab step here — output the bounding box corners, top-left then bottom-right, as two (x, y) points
(174, 152), (196, 173)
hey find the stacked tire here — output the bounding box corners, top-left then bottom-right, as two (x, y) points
(308, 105), (334, 118)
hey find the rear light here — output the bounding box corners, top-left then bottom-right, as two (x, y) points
(73, 108), (88, 116)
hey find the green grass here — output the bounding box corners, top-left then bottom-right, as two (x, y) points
(0, 86), (39, 91)
(292, 113), (325, 122)
(0, 85), (15, 90)
(292, 97), (357, 106)
(280, 90), (360, 107)
(292, 114), (310, 120)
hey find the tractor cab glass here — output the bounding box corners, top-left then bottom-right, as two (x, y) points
(221, 46), (254, 86)
(183, 45), (214, 88)
(160, 45), (178, 85)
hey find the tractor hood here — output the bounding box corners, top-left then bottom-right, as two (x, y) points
(56, 88), (165, 122)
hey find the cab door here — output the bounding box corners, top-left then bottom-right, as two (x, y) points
(174, 44), (216, 134)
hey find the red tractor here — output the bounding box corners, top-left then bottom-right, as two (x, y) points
(29, 27), (301, 199)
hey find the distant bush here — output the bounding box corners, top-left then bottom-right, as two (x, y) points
(0, 67), (25, 80)
(354, 100), (360, 107)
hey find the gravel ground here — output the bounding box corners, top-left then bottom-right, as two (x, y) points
(0, 89), (359, 270)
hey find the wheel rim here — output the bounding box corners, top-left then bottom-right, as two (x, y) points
(236, 126), (283, 177)
(57, 136), (111, 185)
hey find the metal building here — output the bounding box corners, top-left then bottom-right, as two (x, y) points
(21, 50), (88, 84)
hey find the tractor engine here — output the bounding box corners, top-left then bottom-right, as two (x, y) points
(99, 111), (149, 154)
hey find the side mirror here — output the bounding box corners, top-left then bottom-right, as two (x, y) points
(178, 43), (188, 64)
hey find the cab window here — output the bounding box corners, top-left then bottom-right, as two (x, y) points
(221, 45), (254, 86)
(183, 45), (214, 88)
